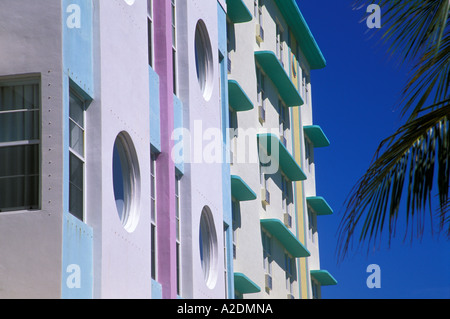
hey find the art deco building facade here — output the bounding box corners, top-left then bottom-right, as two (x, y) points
(0, 0), (336, 299)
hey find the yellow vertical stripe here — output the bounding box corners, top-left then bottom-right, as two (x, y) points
(290, 32), (309, 299)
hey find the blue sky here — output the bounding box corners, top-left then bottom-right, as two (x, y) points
(297, 1), (450, 299)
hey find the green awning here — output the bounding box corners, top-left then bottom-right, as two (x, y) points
(274, 0), (326, 70)
(234, 272), (261, 294)
(226, 0), (253, 24)
(310, 270), (338, 286)
(231, 175), (257, 201)
(254, 51), (304, 107)
(304, 125), (330, 148)
(307, 196), (333, 216)
(257, 133), (306, 181)
(228, 80), (253, 112)
(260, 219), (310, 258)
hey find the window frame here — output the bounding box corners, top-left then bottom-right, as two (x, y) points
(307, 206), (317, 243)
(276, 22), (284, 66)
(304, 137), (313, 173)
(254, 0), (263, 25)
(171, 0), (178, 95)
(147, 0), (154, 68)
(175, 173), (181, 295)
(0, 77), (41, 212)
(281, 175), (291, 215)
(68, 88), (86, 221)
(284, 252), (294, 294)
(150, 153), (157, 280)
(279, 99), (288, 146)
(262, 231), (272, 276)
(199, 206), (218, 288)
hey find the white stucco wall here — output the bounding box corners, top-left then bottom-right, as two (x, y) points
(176, 0), (226, 299)
(229, 0), (304, 299)
(92, 0), (152, 298)
(0, 0), (64, 299)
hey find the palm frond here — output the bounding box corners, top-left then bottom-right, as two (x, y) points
(437, 198), (450, 237)
(337, 106), (450, 260)
(337, 0), (450, 260)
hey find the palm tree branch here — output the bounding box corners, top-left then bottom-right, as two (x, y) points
(337, 105), (450, 260)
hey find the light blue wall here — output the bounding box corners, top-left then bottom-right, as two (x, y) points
(152, 279), (163, 299)
(174, 94), (184, 175)
(62, 0), (94, 98)
(61, 213), (94, 299)
(218, 2), (234, 299)
(149, 66), (161, 153)
(62, 0), (94, 299)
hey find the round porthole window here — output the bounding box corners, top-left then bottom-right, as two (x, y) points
(199, 206), (218, 288)
(194, 20), (213, 101)
(112, 131), (141, 233)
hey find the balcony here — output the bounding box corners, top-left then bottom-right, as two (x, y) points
(310, 270), (338, 286)
(257, 133), (306, 182)
(304, 125), (330, 148)
(254, 50), (303, 107)
(228, 80), (254, 112)
(274, 0), (326, 70)
(226, 0), (252, 24)
(231, 175), (257, 201)
(234, 272), (261, 295)
(261, 218), (310, 258)
(306, 196), (333, 216)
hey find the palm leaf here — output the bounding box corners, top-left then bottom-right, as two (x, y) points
(337, 0), (450, 260)
(337, 106), (450, 260)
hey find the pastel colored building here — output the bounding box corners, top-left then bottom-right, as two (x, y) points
(225, 0), (336, 299)
(0, 0), (336, 299)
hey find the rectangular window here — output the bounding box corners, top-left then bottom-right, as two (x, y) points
(305, 138), (313, 172)
(260, 162), (269, 193)
(226, 21), (232, 74)
(175, 174), (181, 295)
(257, 68), (265, 106)
(172, 0), (177, 95)
(0, 78), (40, 212)
(279, 100), (288, 146)
(257, 68), (265, 123)
(151, 153), (157, 280)
(302, 73), (310, 106)
(69, 89), (86, 221)
(312, 279), (320, 299)
(262, 231), (272, 276)
(254, 0), (263, 24)
(231, 200), (238, 259)
(285, 253), (294, 294)
(308, 207), (316, 243)
(223, 223), (228, 297)
(281, 176), (290, 214)
(229, 110), (237, 165)
(276, 23), (284, 66)
(147, 0), (153, 67)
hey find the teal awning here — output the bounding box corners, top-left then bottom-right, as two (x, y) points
(228, 80), (253, 112)
(226, 0), (253, 23)
(260, 219), (310, 258)
(231, 175), (257, 201)
(274, 0), (326, 70)
(310, 270), (338, 286)
(257, 133), (306, 181)
(307, 196), (333, 216)
(234, 272), (261, 294)
(254, 51), (304, 107)
(304, 125), (330, 148)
